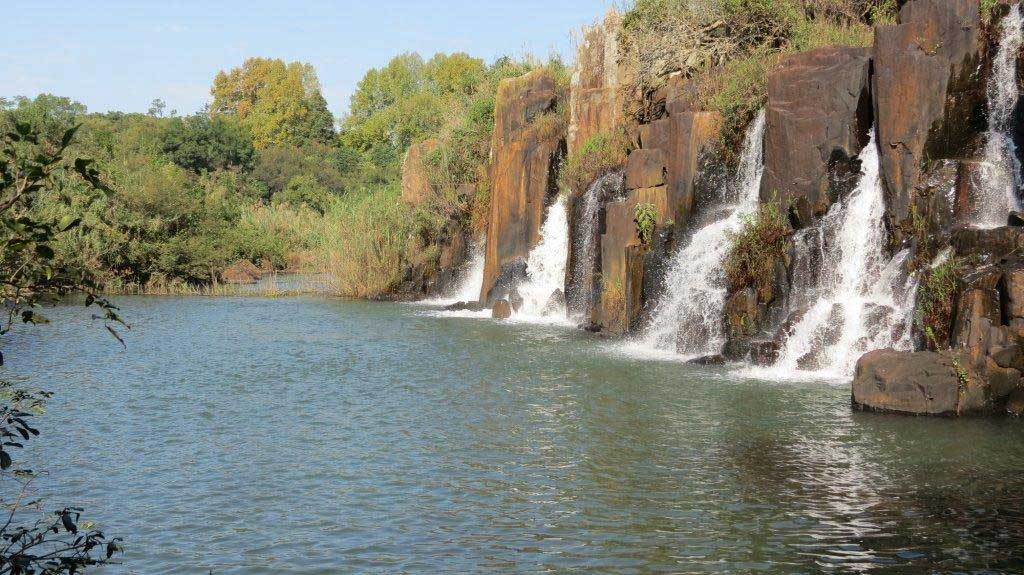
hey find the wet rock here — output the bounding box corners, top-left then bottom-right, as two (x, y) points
(873, 0), (986, 229)
(1009, 211), (1024, 227)
(852, 349), (987, 415)
(760, 46), (872, 227)
(952, 226), (1024, 262)
(689, 355), (726, 366)
(481, 69), (565, 303)
(749, 340), (780, 366)
(1006, 388), (1024, 416)
(542, 289), (566, 316)
(444, 301), (485, 312)
(491, 300), (512, 320)
(509, 288), (524, 312)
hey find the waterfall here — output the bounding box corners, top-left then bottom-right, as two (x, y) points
(764, 131), (917, 379)
(419, 242), (485, 306)
(515, 194), (570, 321)
(976, 3), (1024, 228)
(567, 172), (623, 321)
(634, 110), (766, 358)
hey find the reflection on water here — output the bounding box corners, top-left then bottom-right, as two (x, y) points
(6, 297), (1024, 573)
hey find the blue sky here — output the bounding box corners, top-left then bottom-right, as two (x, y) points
(3, 0), (614, 118)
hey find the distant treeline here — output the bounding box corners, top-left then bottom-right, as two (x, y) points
(1, 53), (565, 296)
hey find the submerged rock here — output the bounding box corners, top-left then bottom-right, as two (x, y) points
(444, 301), (485, 312)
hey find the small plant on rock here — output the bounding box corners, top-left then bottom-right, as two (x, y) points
(724, 201), (790, 297)
(916, 255), (964, 350)
(633, 203), (658, 245)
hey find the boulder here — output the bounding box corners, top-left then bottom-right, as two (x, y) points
(852, 349), (988, 415)
(1006, 388), (1024, 416)
(760, 46), (872, 227)
(222, 260), (261, 284)
(625, 149), (666, 190)
(480, 69), (565, 303)
(873, 0), (986, 229)
(491, 299), (512, 319)
(400, 139), (440, 205)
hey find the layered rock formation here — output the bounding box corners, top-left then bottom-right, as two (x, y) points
(480, 69), (566, 304)
(760, 46), (872, 227)
(568, 10), (621, 156)
(873, 0), (986, 232)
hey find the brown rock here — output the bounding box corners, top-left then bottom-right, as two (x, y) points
(400, 139), (440, 205)
(665, 111), (722, 226)
(625, 149), (666, 190)
(222, 260), (261, 284)
(480, 69), (565, 303)
(760, 46), (872, 227)
(491, 299), (512, 319)
(873, 0), (985, 227)
(638, 118), (671, 151)
(852, 349), (985, 415)
(1005, 265), (1024, 319)
(952, 226), (1024, 261)
(567, 9), (622, 155)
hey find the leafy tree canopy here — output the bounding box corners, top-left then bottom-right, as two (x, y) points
(210, 57), (335, 149)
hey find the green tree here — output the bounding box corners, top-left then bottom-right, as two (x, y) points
(159, 114), (255, 174)
(0, 121), (125, 573)
(210, 57), (335, 148)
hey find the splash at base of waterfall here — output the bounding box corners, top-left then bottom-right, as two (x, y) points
(741, 132), (917, 382)
(417, 243), (486, 307)
(512, 195), (573, 326)
(628, 110), (766, 360)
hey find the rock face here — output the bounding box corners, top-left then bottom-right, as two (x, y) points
(400, 139), (440, 205)
(480, 69), (565, 303)
(873, 0), (986, 229)
(568, 9), (621, 155)
(760, 46), (872, 227)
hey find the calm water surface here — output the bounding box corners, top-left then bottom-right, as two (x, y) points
(7, 296), (1024, 574)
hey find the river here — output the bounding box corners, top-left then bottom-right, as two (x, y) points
(7, 296), (1024, 573)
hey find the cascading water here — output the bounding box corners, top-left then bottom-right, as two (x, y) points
(419, 243), (485, 306)
(515, 194), (570, 321)
(634, 110), (766, 358)
(764, 131), (917, 379)
(976, 3), (1024, 228)
(567, 172), (623, 320)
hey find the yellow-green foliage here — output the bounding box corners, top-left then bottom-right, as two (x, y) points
(558, 130), (629, 196)
(724, 201), (790, 296)
(310, 186), (415, 298)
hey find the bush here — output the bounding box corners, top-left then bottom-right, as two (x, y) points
(558, 130), (629, 196)
(916, 255), (965, 350)
(724, 201), (790, 296)
(634, 203), (658, 245)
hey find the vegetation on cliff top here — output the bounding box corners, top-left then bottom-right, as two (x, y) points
(619, 0), (894, 146)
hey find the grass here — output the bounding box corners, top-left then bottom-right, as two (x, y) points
(558, 130), (629, 196)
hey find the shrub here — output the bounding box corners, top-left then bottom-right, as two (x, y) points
(916, 255), (965, 350)
(724, 201), (790, 296)
(558, 130), (629, 196)
(634, 203), (658, 245)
